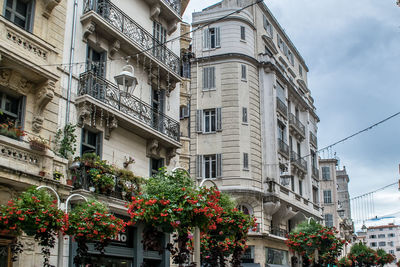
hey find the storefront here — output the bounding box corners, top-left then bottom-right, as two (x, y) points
(265, 247), (290, 267)
(69, 224), (170, 267)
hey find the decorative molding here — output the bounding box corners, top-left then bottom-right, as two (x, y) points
(6, 30), (48, 59)
(32, 81), (55, 133)
(32, 116), (44, 133)
(77, 102), (93, 127)
(165, 148), (176, 165)
(146, 139), (161, 158)
(262, 34), (279, 55)
(108, 40), (120, 59)
(104, 115), (118, 140)
(42, 0), (62, 19)
(0, 143), (40, 166)
(82, 21), (96, 43)
(150, 4), (161, 20)
(167, 19), (178, 35)
(0, 69), (34, 95)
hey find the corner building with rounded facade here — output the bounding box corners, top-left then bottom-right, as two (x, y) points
(190, 0), (322, 266)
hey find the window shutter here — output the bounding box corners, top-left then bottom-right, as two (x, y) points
(263, 15), (267, 30)
(216, 154), (222, 178)
(216, 107), (222, 131)
(203, 29), (209, 49)
(196, 155), (203, 178)
(215, 27), (221, 47)
(211, 67), (215, 88)
(196, 110), (203, 133)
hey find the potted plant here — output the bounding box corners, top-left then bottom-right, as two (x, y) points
(29, 136), (49, 151)
(0, 121), (26, 140)
(39, 167), (46, 177)
(53, 170), (63, 181)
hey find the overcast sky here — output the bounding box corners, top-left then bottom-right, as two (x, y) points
(183, 0), (400, 229)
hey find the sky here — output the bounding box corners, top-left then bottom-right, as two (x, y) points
(183, 0), (400, 230)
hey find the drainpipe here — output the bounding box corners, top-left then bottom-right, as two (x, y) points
(65, 0), (79, 125)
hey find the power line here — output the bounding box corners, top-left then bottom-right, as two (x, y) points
(0, 0), (263, 70)
(351, 182), (397, 201)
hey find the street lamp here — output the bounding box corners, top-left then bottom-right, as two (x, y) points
(114, 64), (137, 97)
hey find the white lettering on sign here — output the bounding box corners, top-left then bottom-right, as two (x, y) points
(113, 233), (127, 243)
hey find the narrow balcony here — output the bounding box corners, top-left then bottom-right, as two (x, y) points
(290, 150), (307, 173)
(77, 71), (180, 148)
(289, 113), (305, 140)
(276, 97), (288, 119)
(142, 0), (182, 21)
(81, 0), (181, 87)
(310, 131), (318, 147)
(270, 227), (288, 238)
(277, 138), (289, 159)
(312, 166), (319, 180)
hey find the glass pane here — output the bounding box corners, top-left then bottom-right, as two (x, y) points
(16, 1), (27, 17)
(5, 95), (19, 115)
(5, 10), (12, 20)
(6, 0), (13, 8)
(87, 131), (97, 146)
(0, 245), (8, 267)
(14, 16), (26, 28)
(211, 158), (216, 178)
(204, 113), (210, 132)
(205, 157), (210, 178)
(211, 113), (216, 132)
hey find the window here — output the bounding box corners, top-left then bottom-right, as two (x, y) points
(378, 234), (385, 238)
(240, 26), (246, 40)
(379, 228), (383, 231)
(263, 15), (273, 37)
(81, 129), (101, 156)
(323, 190), (332, 204)
(203, 67), (216, 90)
(242, 107), (248, 124)
(266, 247), (288, 265)
(324, 214), (333, 227)
(312, 187), (318, 203)
(389, 250), (395, 254)
(0, 91), (24, 127)
(196, 108), (222, 133)
(179, 105), (189, 119)
(203, 27), (220, 49)
(4, 0), (34, 31)
(322, 166), (331, 180)
(243, 153), (249, 170)
(86, 46), (106, 78)
(369, 235), (376, 239)
(389, 233), (395, 237)
(388, 241), (394, 247)
(379, 242), (386, 247)
(291, 176), (295, 191)
(237, 204), (251, 215)
(0, 240), (13, 266)
(153, 21), (167, 60)
(242, 246), (254, 263)
(241, 64), (247, 81)
(288, 50), (294, 65)
(299, 65), (303, 77)
(371, 242), (377, 247)
(299, 180), (303, 196)
(204, 155), (216, 179)
(276, 81), (285, 101)
(150, 158), (164, 176)
(397, 247), (400, 252)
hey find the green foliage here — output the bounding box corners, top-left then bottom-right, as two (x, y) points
(54, 123), (77, 159)
(348, 242), (378, 266)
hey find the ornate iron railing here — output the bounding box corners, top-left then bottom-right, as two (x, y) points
(289, 113), (305, 137)
(83, 0), (180, 76)
(276, 97), (288, 117)
(270, 227), (288, 238)
(290, 150), (307, 172)
(310, 131), (318, 146)
(162, 0), (181, 14)
(277, 138), (289, 158)
(79, 71), (180, 142)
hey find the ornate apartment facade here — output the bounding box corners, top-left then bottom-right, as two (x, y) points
(0, 0), (71, 266)
(190, 0), (322, 265)
(58, 0), (189, 265)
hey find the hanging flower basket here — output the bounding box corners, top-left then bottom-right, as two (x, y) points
(29, 137), (49, 151)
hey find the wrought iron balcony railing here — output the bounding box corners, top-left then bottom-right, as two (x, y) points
(83, 0), (180, 76)
(290, 150), (308, 172)
(289, 113), (305, 137)
(162, 0), (181, 14)
(276, 97), (288, 118)
(79, 71), (180, 142)
(277, 138), (289, 158)
(310, 131), (318, 146)
(270, 227), (288, 238)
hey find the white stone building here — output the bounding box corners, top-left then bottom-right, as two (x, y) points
(190, 0), (322, 266)
(366, 224), (400, 267)
(59, 0), (189, 265)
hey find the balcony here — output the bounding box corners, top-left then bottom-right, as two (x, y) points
(276, 97), (288, 118)
(277, 138), (289, 159)
(290, 150), (307, 173)
(81, 0), (181, 87)
(142, 0), (182, 21)
(312, 166), (319, 180)
(77, 71), (180, 148)
(270, 227), (288, 238)
(310, 131), (318, 147)
(289, 113), (305, 140)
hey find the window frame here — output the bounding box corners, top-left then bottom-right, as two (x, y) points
(150, 157), (164, 176)
(241, 64), (247, 81)
(242, 107), (248, 124)
(4, 0), (35, 32)
(323, 190), (332, 204)
(322, 166), (331, 180)
(81, 128), (102, 157)
(243, 152), (249, 170)
(0, 90), (25, 128)
(203, 109), (216, 133)
(203, 27), (221, 50)
(203, 66), (216, 91)
(203, 154), (217, 179)
(240, 26), (246, 41)
(324, 214), (333, 227)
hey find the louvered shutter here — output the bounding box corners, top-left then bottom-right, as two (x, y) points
(196, 155), (203, 178)
(203, 68), (208, 90)
(196, 110), (203, 133)
(216, 108), (222, 131)
(216, 154), (222, 178)
(203, 29), (209, 49)
(215, 27), (221, 47)
(211, 67), (215, 88)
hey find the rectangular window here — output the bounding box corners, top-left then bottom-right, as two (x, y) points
(266, 247), (288, 265)
(243, 153), (249, 170)
(242, 107), (248, 123)
(240, 26), (246, 40)
(299, 180), (303, 196)
(81, 129), (102, 156)
(378, 234), (385, 238)
(203, 67), (216, 90)
(153, 21), (167, 60)
(203, 27), (221, 49)
(0, 91), (24, 127)
(203, 109), (216, 133)
(390, 250), (395, 254)
(322, 166), (331, 180)
(323, 190), (332, 204)
(371, 242), (377, 247)
(241, 64), (247, 81)
(4, 0), (34, 32)
(388, 241), (394, 247)
(204, 155), (216, 179)
(263, 15), (273, 37)
(312, 187), (318, 203)
(86, 45), (107, 78)
(299, 65), (303, 77)
(324, 214), (333, 227)
(397, 247), (400, 252)
(288, 50), (294, 65)
(389, 233), (395, 237)
(150, 158), (164, 176)
(242, 246), (254, 263)
(179, 105), (189, 120)
(291, 176), (295, 191)
(370, 235), (376, 238)
(379, 242), (386, 247)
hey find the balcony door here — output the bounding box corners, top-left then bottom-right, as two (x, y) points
(86, 46), (107, 99)
(153, 22), (166, 61)
(152, 88), (165, 132)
